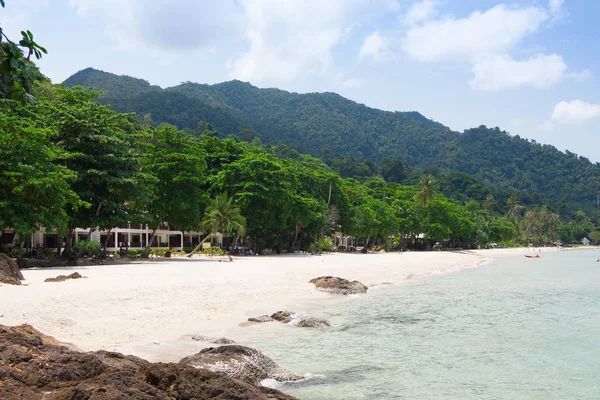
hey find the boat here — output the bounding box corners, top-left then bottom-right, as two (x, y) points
(525, 254), (540, 258)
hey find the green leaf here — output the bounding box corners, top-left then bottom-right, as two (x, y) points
(0, 59), (11, 74)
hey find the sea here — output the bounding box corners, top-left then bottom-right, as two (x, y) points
(246, 250), (600, 399)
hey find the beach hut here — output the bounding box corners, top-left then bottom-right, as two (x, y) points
(581, 237), (591, 245)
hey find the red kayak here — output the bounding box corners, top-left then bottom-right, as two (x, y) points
(525, 254), (540, 258)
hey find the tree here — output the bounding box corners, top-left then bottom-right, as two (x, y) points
(520, 206), (560, 245)
(505, 194), (524, 219)
(483, 194), (496, 214)
(0, 1), (47, 103)
(187, 193), (246, 256)
(211, 150), (301, 252)
(43, 87), (145, 260)
(0, 100), (77, 238)
(142, 124), (207, 257)
(413, 174), (436, 205)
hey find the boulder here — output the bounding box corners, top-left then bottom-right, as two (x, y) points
(0, 324), (297, 400)
(296, 318), (332, 328)
(0, 254), (24, 285)
(191, 334), (236, 344)
(44, 272), (84, 283)
(180, 345), (304, 386)
(309, 276), (368, 295)
(270, 311), (293, 323)
(248, 315), (273, 323)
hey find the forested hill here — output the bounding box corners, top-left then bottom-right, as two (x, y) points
(63, 68), (600, 213)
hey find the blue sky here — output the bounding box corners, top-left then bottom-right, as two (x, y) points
(3, 0), (599, 162)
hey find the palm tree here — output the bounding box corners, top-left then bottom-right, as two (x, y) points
(505, 194), (524, 219)
(483, 194), (496, 213)
(413, 175), (436, 205)
(187, 193), (246, 257)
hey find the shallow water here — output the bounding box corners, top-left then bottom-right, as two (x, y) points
(247, 250), (600, 399)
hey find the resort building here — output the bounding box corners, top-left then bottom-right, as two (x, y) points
(5, 224), (222, 252)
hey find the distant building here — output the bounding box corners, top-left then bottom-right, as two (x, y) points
(4, 224), (221, 252)
(582, 237), (591, 245)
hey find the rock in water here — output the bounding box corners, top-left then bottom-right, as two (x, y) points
(248, 315), (273, 323)
(0, 254), (24, 285)
(271, 311), (293, 323)
(309, 276), (368, 295)
(44, 272), (84, 283)
(180, 345), (304, 386)
(192, 334), (236, 344)
(0, 324), (297, 399)
(296, 318), (332, 328)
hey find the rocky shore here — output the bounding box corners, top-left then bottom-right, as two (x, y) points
(0, 324), (297, 399)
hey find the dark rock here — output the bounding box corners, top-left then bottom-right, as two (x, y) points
(296, 318), (332, 328)
(248, 315), (273, 323)
(309, 276), (368, 295)
(270, 311), (293, 323)
(0, 254), (24, 285)
(44, 272), (84, 283)
(0, 324), (297, 400)
(191, 334), (236, 344)
(180, 345), (304, 386)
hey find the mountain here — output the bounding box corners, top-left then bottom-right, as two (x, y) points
(63, 68), (600, 213)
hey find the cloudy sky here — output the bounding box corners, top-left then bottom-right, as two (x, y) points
(3, 0), (599, 162)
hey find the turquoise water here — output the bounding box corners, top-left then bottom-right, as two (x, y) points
(248, 251), (600, 399)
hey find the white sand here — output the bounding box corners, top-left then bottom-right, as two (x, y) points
(0, 248), (559, 361)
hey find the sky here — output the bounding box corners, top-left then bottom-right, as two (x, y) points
(2, 0), (599, 162)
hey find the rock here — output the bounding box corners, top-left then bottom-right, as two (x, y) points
(270, 311), (293, 323)
(309, 276), (368, 295)
(0, 254), (24, 285)
(248, 315), (273, 323)
(44, 272), (84, 283)
(192, 334), (236, 344)
(296, 318), (332, 328)
(0, 324), (297, 400)
(180, 345), (304, 386)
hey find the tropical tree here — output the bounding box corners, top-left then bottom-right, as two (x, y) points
(187, 193), (246, 257)
(505, 194), (524, 219)
(482, 194), (496, 214)
(0, 100), (77, 239)
(413, 174), (436, 205)
(141, 124), (207, 257)
(42, 87), (145, 260)
(0, 1), (47, 103)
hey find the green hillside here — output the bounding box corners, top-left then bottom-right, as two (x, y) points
(63, 68), (600, 213)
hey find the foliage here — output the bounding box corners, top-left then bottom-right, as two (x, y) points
(200, 193), (246, 239)
(317, 237), (334, 252)
(74, 239), (101, 257)
(142, 123), (207, 233)
(0, 2), (47, 103)
(64, 68), (600, 215)
(0, 100), (77, 235)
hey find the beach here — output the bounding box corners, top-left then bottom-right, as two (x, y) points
(0, 248), (564, 362)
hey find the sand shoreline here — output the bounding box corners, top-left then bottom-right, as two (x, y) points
(0, 247), (585, 362)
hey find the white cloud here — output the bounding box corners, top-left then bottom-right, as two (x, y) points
(68, 0), (245, 55)
(400, 1), (582, 90)
(358, 31), (387, 61)
(403, 4), (548, 62)
(340, 77), (366, 88)
(550, 100), (600, 124)
(404, 0), (438, 25)
(229, 0), (393, 82)
(470, 53), (567, 90)
(0, 0), (50, 36)
(549, 0), (564, 17)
